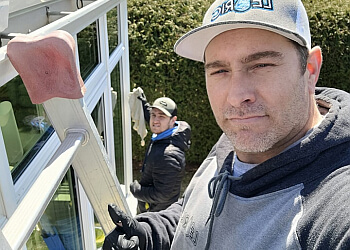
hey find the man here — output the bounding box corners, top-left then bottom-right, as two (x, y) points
(103, 0), (350, 249)
(130, 96), (191, 213)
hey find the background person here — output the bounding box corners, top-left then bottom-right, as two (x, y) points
(130, 94), (191, 213)
(103, 0), (350, 249)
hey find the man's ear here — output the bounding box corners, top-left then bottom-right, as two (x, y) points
(306, 46), (323, 93)
(170, 116), (177, 126)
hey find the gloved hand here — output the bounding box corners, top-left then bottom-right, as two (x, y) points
(137, 92), (147, 102)
(103, 228), (139, 250)
(130, 180), (141, 195)
(103, 204), (146, 250)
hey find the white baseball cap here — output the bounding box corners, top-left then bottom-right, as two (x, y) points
(151, 97), (177, 117)
(174, 0), (311, 62)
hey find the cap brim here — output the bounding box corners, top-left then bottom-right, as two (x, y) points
(174, 21), (309, 62)
(150, 106), (172, 117)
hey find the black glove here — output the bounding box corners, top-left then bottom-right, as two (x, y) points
(130, 180), (141, 195)
(137, 92), (147, 102)
(103, 204), (146, 250)
(103, 228), (139, 250)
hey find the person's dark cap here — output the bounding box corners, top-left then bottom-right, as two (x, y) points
(151, 97), (177, 117)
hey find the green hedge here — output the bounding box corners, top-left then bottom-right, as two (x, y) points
(128, 0), (350, 164)
(304, 0), (350, 91)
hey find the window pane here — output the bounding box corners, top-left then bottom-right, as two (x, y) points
(95, 215), (105, 249)
(90, 100), (107, 248)
(107, 6), (119, 55)
(26, 168), (82, 250)
(0, 76), (53, 181)
(91, 97), (105, 146)
(77, 21), (100, 80)
(110, 64), (124, 184)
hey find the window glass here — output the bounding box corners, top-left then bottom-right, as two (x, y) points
(90, 98), (108, 246)
(77, 21), (100, 80)
(90, 84), (124, 184)
(107, 6), (119, 55)
(110, 64), (124, 184)
(0, 76), (52, 181)
(95, 215), (105, 248)
(26, 168), (82, 250)
(90, 95), (124, 247)
(91, 97), (105, 145)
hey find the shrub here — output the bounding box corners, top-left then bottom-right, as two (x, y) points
(304, 0), (350, 92)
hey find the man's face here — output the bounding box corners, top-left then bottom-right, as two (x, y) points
(150, 108), (175, 134)
(205, 28), (314, 163)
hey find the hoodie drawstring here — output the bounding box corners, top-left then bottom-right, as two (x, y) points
(204, 170), (241, 250)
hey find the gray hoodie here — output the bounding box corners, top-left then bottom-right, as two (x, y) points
(136, 87), (350, 250)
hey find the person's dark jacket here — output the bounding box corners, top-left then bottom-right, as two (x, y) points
(131, 98), (191, 212)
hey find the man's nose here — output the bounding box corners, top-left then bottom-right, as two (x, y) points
(226, 72), (256, 107)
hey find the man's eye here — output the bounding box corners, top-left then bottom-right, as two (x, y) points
(211, 69), (228, 75)
(253, 63), (274, 69)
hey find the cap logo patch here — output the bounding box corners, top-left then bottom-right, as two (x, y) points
(160, 101), (168, 107)
(211, 0), (273, 22)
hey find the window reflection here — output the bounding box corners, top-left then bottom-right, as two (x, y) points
(0, 76), (52, 181)
(111, 64), (124, 184)
(77, 21), (100, 80)
(26, 168), (82, 250)
(107, 6), (119, 55)
(95, 215), (105, 248)
(91, 97), (105, 145)
(90, 99), (108, 248)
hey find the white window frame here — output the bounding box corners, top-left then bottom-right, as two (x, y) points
(0, 0), (133, 248)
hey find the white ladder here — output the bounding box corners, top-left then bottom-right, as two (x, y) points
(1, 96), (131, 249)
